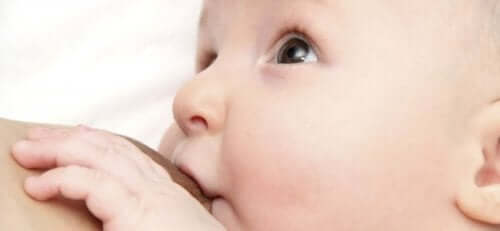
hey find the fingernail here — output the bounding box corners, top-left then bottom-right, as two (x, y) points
(12, 140), (37, 157)
(12, 140), (31, 153)
(24, 176), (40, 193)
(25, 176), (37, 186)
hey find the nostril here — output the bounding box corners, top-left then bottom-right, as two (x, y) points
(189, 116), (208, 131)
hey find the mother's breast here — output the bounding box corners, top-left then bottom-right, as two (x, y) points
(0, 118), (100, 230)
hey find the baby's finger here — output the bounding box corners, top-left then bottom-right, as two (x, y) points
(26, 126), (75, 140)
(25, 166), (136, 223)
(44, 125), (154, 171)
(11, 137), (143, 183)
(12, 138), (102, 169)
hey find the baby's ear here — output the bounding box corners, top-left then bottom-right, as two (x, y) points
(456, 101), (500, 224)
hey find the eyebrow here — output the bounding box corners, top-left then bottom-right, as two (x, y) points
(198, 0), (330, 29)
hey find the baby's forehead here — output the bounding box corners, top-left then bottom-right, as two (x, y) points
(203, 0), (330, 7)
(200, 0), (335, 31)
(201, 0), (332, 18)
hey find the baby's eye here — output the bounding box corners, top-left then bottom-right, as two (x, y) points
(276, 37), (318, 64)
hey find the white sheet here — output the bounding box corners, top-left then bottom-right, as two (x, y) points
(0, 0), (201, 148)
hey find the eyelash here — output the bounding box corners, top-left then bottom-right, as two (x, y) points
(196, 24), (319, 72)
(273, 25), (309, 49)
(269, 24), (320, 63)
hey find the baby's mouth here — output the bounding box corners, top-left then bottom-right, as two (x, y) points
(171, 136), (225, 211)
(177, 157), (221, 201)
(172, 160), (214, 211)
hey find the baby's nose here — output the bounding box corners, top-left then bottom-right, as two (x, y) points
(173, 75), (226, 137)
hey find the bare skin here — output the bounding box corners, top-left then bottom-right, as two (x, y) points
(4, 1), (500, 230)
(0, 118), (209, 230)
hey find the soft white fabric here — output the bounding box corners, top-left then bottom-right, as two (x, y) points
(0, 0), (201, 148)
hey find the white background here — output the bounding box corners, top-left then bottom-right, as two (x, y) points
(0, 0), (201, 148)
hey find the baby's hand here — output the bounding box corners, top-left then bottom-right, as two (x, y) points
(11, 125), (225, 231)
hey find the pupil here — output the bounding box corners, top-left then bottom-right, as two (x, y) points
(287, 46), (306, 60)
(279, 38), (309, 64)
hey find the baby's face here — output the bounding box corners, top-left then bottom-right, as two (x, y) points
(160, 0), (495, 230)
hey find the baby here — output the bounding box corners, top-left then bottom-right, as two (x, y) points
(10, 0), (500, 230)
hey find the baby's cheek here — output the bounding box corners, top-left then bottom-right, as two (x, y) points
(221, 125), (358, 229)
(221, 113), (456, 230)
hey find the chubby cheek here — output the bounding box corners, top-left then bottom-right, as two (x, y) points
(220, 107), (369, 229)
(226, 127), (320, 207)
(222, 126), (337, 229)
(220, 92), (459, 230)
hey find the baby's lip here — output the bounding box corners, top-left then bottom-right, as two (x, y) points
(177, 159), (221, 200)
(159, 123), (187, 161)
(173, 141), (222, 201)
(171, 140), (186, 166)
